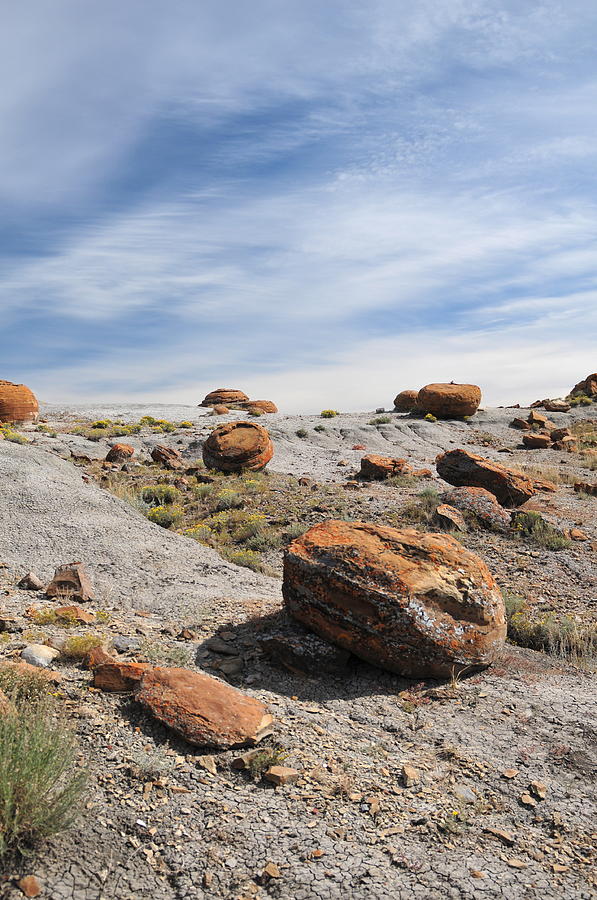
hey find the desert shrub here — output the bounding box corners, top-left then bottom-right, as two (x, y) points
(139, 416), (160, 426)
(183, 523), (212, 544)
(146, 505), (184, 528)
(193, 482), (218, 500)
(295, 428), (308, 438)
(320, 410), (339, 418)
(36, 424), (57, 437)
(240, 475), (267, 494)
(104, 478), (149, 514)
(179, 421), (193, 428)
(90, 420), (112, 429)
(285, 522), (308, 541)
(203, 509), (266, 544)
(511, 511), (570, 551)
(368, 416), (391, 426)
(0, 665), (50, 706)
(0, 703), (87, 858)
(313, 424), (326, 433)
(29, 608), (83, 628)
(245, 530), (283, 551)
(424, 413), (438, 422)
(62, 634), (104, 660)
(0, 427), (29, 444)
(139, 641), (190, 667)
(141, 484), (182, 506)
(215, 490), (244, 511)
(386, 473), (417, 488)
(248, 409), (264, 417)
(402, 487), (440, 525)
(504, 593), (596, 665)
(580, 396), (593, 406)
(247, 746), (288, 780)
(220, 547), (267, 572)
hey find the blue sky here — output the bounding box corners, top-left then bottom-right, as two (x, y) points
(2, 0), (596, 411)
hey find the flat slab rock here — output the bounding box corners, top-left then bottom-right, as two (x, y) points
(283, 520), (506, 678)
(137, 667), (274, 749)
(436, 448), (557, 507)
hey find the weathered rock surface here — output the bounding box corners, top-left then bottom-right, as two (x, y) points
(283, 520), (506, 678)
(574, 481), (597, 496)
(570, 372), (597, 397)
(18, 572), (44, 591)
(0, 380), (38, 424)
(21, 644), (60, 668)
(203, 421), (274, 473)
(393, 390), (418, 412)
(543, 399), (571, 412)
(137, 667), (274, 748)
(522, 432), (552, 449)
(200, 389), (249, 407)
(436, 449), (557, 507)
(212, 404), (230, 415)
(238, 400), (278, 414)
(93, 659), (150, 692)
(416, 383), (481, 418)
(510, 417), (532, 430)
(441, 486), (512, 532)
(105, 443), (135, 463)
(46, 562), (94, 603)
(434, 504), (467, 531)
(359, 454), (431, 480)
(151, 445), (183, 469)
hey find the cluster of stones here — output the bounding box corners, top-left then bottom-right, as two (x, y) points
(394, 382), (482, 418)
(19, 562), (95, 603)
(435, 448), (557, 507)
(0, 380), (38, 424)
(199, 389), (278, 415)
(570, 371), (597, 398)
(510, 411), (577, 451)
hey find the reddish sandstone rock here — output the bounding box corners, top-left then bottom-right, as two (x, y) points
(553, 436), (578, 452)
(137, 667), (274, 749)
(200, 389), (249, 407)
(106, 443), (134, 463)
(238, 400), (278, 414)
(510, 418), (532, 430)
(212, 405), (230, 415)
(203, 421), (273, 473)
(360, 454), (412, 480)
(416, 383), (481, 418)
(393, 390), (419, 412)
(570, 372), (597, 397)
(436, 449), (557, 507)
(522, 433), (552, 449)
(528, 410), (550, 426)
(283, 520), (506, 678)
(54, 605), (95, 624)
(85, 646), (114, 669)
(550, 427), (572, 442)
(543, 399), (571, 412)
(93, 660), (150, 692)
(434, 504), (467, 532)
(46, 563), (94, 603)
(0, 380), (39, 424)
(441, 486), (512, 532)
(151, 445), (183, 469)
(0, 659), (61, 684)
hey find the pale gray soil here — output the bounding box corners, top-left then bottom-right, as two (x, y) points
(0, 404), (595, 900)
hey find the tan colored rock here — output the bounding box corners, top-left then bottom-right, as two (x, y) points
(567, 528), (588, 542)
(434, 504), (467, 531)
(393, 390), (418, 412)
(553, 436), (578, 452)
(54, 605), (95, 624)
(17, 876), (42, 898)
(360, 454), (412, 480)
(264, 766), (299, 786)
(200, 389), (249, 407)
(238, 400), (278, 414)
(570, 372), (597, 397)
(0, 380), (38, 424)
(18, 572), (44, 591)
(137, 667), (274, 749)
(46, 562), (94, 603)
(401, 764), (420, 787)
(212, 405), (230, 415)
(528, 410), (549, 426)
(93, 660), (150, 692)
(283, 520), (506, 678)
(202, 421), (273, 473)
(85, 645), (114, 669)
(151, 445), (183, 469)
(436, 449), (556, 507)
(543, 399), (571, 412)
(105, 443), (135, 463)
(416, 383), (481, 418)
(510, 418), (532, 430)
(522, 433), (552, 449)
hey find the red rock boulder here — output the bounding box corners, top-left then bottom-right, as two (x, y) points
(436, 449), (556, 507)
(360, 454), (412, 479)
(151, 445), (183, 469)
(440, 486), (511, 532)
(46, 563), (94, 603)
(522, 433), (552, 449)
(202, 421), (273, 473)
(393, 390), (418, 412)
(0, 380), (38, 424)
(570, 373), (597, 397)
(416, 383), (481, 418)
(105, 443), (135, 463)
(137, 667), (274, 749)
(200, 389), (249, 407)
(283, 521), (506, 678)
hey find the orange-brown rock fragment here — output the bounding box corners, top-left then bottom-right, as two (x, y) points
(436, 449), (556, 507)
(203, 421), (273, 473)
(0, 380), (39, 424)
(46, 562), (94, 603)
(53, 605), (95, 624)
(393, 390), (419, 412)
(105, 443), (135, 463)
(570, 372), (597, 397)
(283, 520), (506, 678)
(238, 400), (278, 414)
(93, 660), (150, 692)
(522, 433), (552, 449)
(416, 383), (481, 418)
(360, 454), (413, 480)
(151, 445), (183, 469)
(137, 667), (274, 749)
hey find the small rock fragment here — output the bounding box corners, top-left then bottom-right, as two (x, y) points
(197, 755), (217, 775)
(21, 644), (60, 668)
(93, 660), (150, 692)
(18, 572), (44, 591)
(17, 876), (42, 898)
(46, 562), (94, 603)
(262, 862), (281, 879)
(264, 766), (299, 786)
(520, 792), (537, 807)
(529, 780), (547, 800)
(401, 764), (420, 787)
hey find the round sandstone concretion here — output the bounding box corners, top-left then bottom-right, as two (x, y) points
(202, 421), (274, 473)
(239, 400), (278, 414)
(200, 389), (249, 407)
(283, 520), (506, 678)
(0, 381), (39, 424)
(393, 389), (418, 412)
(105, 443), (135, 463)
(416, 383), (481, 418)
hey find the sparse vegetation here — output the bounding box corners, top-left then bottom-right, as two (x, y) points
(0, 426), (29, 444)
(295, 428), (308, 438)
(246, 746), (288, 780)
(504, 593), (596, 666)
(320, 410), (339, 418)
(146, 504), (184, 528)
(424, 413), (437, 422)
(141, 484), (183, 506)
(313, 424), (326, 433)
(402, 487), (441, 525)
(368, 416), (392, 426)
(511, 511), (570, 550)
(139, 640), (190, 667)
(62, 634), (104, 660)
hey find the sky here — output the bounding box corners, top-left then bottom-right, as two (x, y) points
(2, 0), (596, 412)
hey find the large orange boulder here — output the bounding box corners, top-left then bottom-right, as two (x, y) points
(436, 449), (556, 507)
(393, 390), (418, 412)
(202, 421), (273, 472)
(137, 667), (274, 749)
(0, 381), (38, 424)
(105, 443), (134, 463)
(283, 521), (506, 678)
(200, 389), (249, 407)
(570, 372), (597, 397)
(238, 400), (278, 414)
(416, 383), (481, 418)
